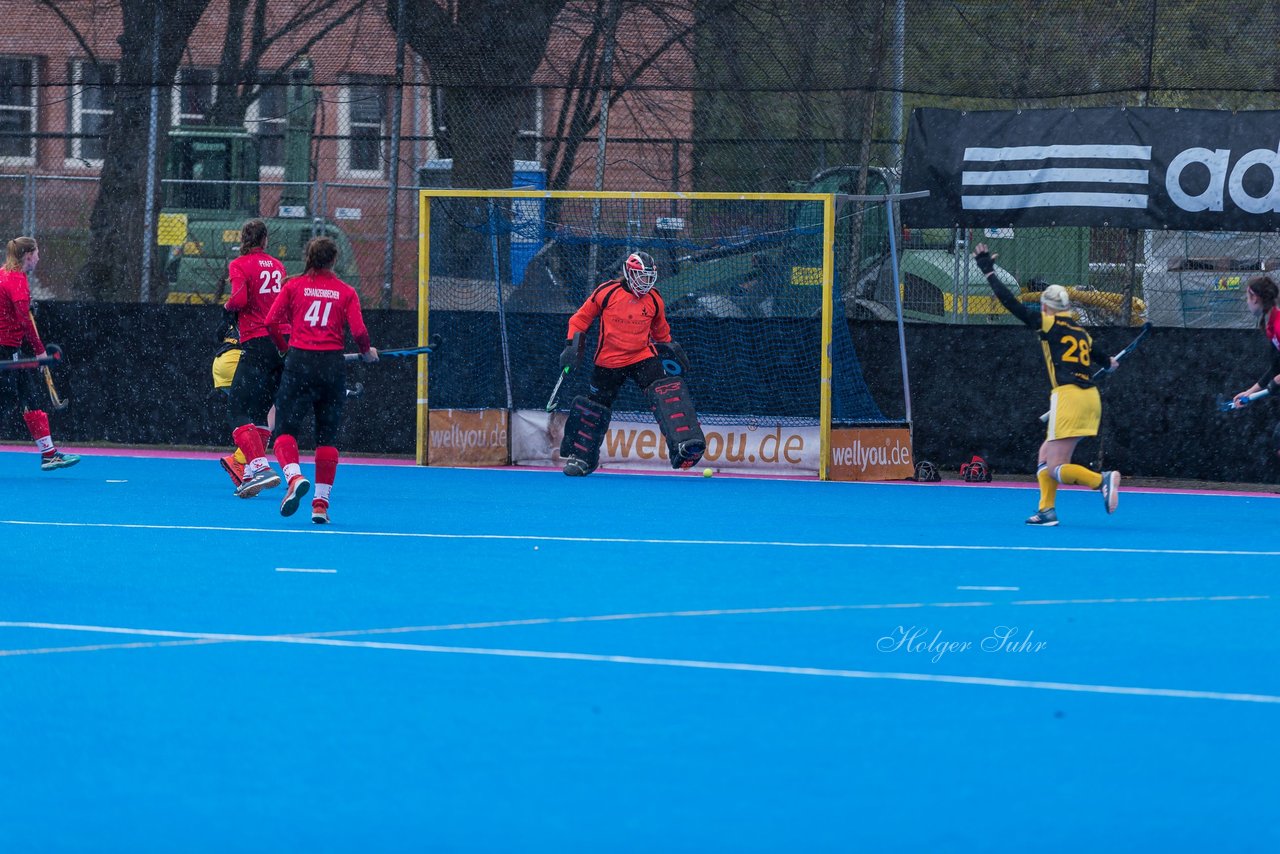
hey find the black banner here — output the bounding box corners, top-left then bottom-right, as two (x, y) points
(901, 107), (1280, 232)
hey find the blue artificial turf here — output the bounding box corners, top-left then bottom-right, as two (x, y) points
(1, 452), (1277, 851)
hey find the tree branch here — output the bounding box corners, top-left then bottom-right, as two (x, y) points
(35, 0), (100, 66)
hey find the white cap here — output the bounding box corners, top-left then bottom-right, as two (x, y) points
(1040, 284), (1070, 312)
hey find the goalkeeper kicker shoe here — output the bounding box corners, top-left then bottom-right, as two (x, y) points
(40, 451), (80, 471)
(563, 455), (597, 477)
(1026, 508), (1059, 527)
(672, 439), (706, 470)
(279, 475), (311, 517)
(1101, 470), (1121, 514)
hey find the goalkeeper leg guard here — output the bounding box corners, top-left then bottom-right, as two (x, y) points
(560, 396), (611, 476)
(646, 377), (706, 470)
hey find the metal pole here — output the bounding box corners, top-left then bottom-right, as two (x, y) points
(140, 4), (162, 302)
(381, 0), (408, 308)
(885, 196), (913, 429)
(490, 201), (514, 410)
(412, 53), (425, 172)
(587, 0), (618, 289)
(23, 173), (35, 237)
(888, 0), (905, 168)
(1123, 228), (1139, 325)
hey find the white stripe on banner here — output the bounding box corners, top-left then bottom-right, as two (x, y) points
(962, 168), (1149, 186)
(964, 144), (1153, 161)
(962, 192), (1149, 210)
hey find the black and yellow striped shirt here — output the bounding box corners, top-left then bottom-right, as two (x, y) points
(987, 275), (1096, 389)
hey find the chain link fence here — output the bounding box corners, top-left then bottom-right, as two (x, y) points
(1, 0), (1278, 325)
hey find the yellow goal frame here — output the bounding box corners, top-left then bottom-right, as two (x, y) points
(417, 189), (838, 478)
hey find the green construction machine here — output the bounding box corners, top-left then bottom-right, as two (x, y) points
(161, 59), (359, 303)
(659, 165), (1091, 324)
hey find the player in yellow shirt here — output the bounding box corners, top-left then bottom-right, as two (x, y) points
(974, 243), (1120, 526)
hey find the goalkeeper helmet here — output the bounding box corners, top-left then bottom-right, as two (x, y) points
(623, 251), (658, 295)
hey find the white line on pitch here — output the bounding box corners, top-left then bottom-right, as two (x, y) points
(4, 621), (1276, 706)
(957, 585), (1020, 591)
(5, 519), (1280, 557)
(4, 593), (1269, 648)
(275, 567), (337, 574)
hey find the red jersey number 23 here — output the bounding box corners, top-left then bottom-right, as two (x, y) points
(304, 299), (334, 327)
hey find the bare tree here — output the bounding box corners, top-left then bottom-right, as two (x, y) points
(207, 0), (370, 127)
(387, 0), (567, 191)
(543, 0), (705, 192)
(41, 0), (214, 301)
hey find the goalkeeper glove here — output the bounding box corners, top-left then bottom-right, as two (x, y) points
(655, 341), (690, 374)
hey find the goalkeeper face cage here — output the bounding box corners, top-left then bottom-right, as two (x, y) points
(624, 251), (657, 295)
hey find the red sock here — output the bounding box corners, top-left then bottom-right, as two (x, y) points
(315, 445), (339, 491)
(23, 410), (54, 454)
(274, 434), (300, 469)
(256, 425), (272, 452)
(232, 423), (266, 462)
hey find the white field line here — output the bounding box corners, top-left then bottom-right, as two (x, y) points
(1, 620), (1277, 705)
(276, 567), (337, 574)
(4, 519), (1280, 557)
(1, 595), (1267, 647)
(957, 585), (1020, 591)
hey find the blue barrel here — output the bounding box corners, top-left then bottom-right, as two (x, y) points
(510, 160), (546, 285)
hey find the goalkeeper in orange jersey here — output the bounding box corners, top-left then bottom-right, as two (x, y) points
(557, 250), (705, 477)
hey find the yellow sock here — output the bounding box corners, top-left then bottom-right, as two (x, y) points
(1057, 463), (1102, 489)
(233, 447), (247, 465)
(1037, 465), (1058, 511)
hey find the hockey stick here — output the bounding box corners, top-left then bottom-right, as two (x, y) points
(27, 312), (69, 410)
(1218, 389), (1270, 412)
(546, 331), (584, 411)
(1039, 321), (1155, 423)
(545, 367), (569, 411)
(1090, 322), (1152, 469)
(343, 333), (442, 362)
(1, 343), (62, 372)
(1091, 321), (1153, 380)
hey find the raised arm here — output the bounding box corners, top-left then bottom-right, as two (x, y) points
(973, 243), (1040, 329)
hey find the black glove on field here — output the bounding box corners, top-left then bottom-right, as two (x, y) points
(974, 250), (996, 276)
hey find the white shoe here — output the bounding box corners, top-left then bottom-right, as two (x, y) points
(1101, 470), (1120, 514)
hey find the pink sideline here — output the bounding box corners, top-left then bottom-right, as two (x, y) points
(1, 443), (1276, 495)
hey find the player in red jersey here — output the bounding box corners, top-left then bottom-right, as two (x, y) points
(1231, 276), (1280, 412)
(223, 219), (290, 498)
(0, 236), (79, 471)
(264, 236), (377, 523)
(557, 250), (705, 476)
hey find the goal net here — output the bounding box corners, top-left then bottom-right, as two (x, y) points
(417, 189), (909, 476)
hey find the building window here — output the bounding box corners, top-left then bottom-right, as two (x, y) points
(0, 56), (37, 165)
(67, 60), (116, 166)
(247, 83), (286, 173)
(514, 88), (542, 164)
(172, 68), (214, 126)
(430, 86), (542, 165)
(339, 76), (387, 178)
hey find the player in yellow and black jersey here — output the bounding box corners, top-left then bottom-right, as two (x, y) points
(974, 243), (1121, 526)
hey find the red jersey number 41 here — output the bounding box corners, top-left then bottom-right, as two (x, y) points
(304, 300), (333, 327)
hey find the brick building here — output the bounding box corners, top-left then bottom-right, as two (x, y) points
(0, 1), (694, 301)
